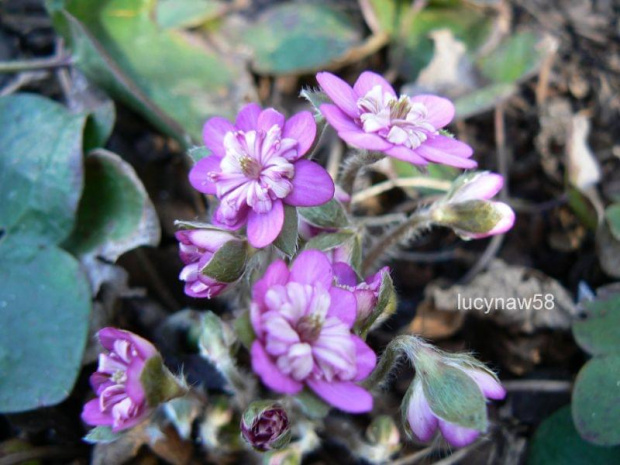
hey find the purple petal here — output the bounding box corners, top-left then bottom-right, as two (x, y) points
(189, 155), (222, 195)
(316, 72), (359, 118)
(452, 172), (504, 202)
(247, 200), (284, 248)
(258, 108), (285, 132)
(338, 131), (393, 151)
(320, 104), (359, 133)
(285, 160), (335, 207)
(111, 411), (151, 432)
(406, 380), (438, 442)
(235, 103), (261, 131)
(81, 398), (113, 427)
(306, 379), (373, 413)
(290, 249), (333, 288)
(212, 204), (249, 231)
(417, 136), (477, 169)
(183, 229), (234, 252)
(90, 372), (112, 395)
(97, 327), (128, 352)
(125, 357), (147, 405)
(203, 117), (235, 157)
(463, 368), (506, 400)
(410, 95), (455, 129)
(251, 341), (303, 394)
(332, 262), (357, 287)
(328, 287), (357, 328)
(253, 259), (290, 303)
(352, 336), (376, 381)
(353, 71), (396, 98)
(438, 420), (480, 447)
(386, 145), (428, 166)
(283, 111), (316, 158)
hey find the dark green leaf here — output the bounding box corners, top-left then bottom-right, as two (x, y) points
(529, 406), (620, 465)
(298, 199), (349, 229)
(243, 3), (361, 75)
(47, 0), (250, 144)
(274, 206), (298, 256)
(294, 389), (331, 420)
(0, 94), (85, 246)
(0, 244), (91, 412)
(572, 355), (620, 446)
(604, 203), (620, 241)
(64, 149), (160, 260)
(454, 82), (517, 119)
(233, 310), (256, 350)
(573, 291), (620, 356)
(201, 240), (248, 283)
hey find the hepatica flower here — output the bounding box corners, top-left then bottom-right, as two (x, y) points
(406, 365), (505, 447)
(81, 328), (158, 432)
(316, 71), (476, 169)
(250, 250), (377, 413)
(190, 104), (335, 248)
(333, 262), (389, 322)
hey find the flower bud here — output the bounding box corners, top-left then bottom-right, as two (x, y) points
(81, 328), (186, 433)
(198, 311), (236, 363)
(403, 348), (505, 447)
(240, 401), (291, 451)
(431, 171), (515, 239)
(176, 228), (247, 299)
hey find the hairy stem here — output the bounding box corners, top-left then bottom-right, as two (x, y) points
(0, 55), (73, 73)
(362, 210), (432, 274)
(361, 335), (429, 391)
(339, 151), (385, 195)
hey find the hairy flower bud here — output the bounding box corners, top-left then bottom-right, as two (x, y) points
(176, 228), (247, 299)
(403, 347), (505, 447)
(431, 171), (514, 239)
(240, 401), (291, 451)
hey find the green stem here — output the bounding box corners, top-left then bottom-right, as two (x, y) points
(361, 335), (429, 391)
(0, 55), (73, 73)
(339, 151), (385, 195)
(362, 210), (431, 274)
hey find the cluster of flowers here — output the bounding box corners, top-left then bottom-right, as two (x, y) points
(81, 71), (514, 453)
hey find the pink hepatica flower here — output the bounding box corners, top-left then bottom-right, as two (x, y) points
(316, 71), (476, 169)
(81, 328), (158, 432)
(189, 104), (335, 248)
(250, 250), (377, 413)
(332, 262), (388, 322)
(407, 368), (505, 447)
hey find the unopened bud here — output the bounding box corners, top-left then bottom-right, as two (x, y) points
(241, 401), (291, 451)
(431, 171), (514, 239)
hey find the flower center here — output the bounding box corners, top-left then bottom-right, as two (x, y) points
(296, 313), (324, 343)
(210, 125), (297, 216)
(357, 85), (436, 149)
(111, 369), (127, 384)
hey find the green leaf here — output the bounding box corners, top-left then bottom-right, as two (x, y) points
(604, 203), (620, 241)
(421, 361), (487, 430)
(156, 0), (223, 29)
(573, 291), (620, 356)
(233, 310), (256, 350)
(572, 355), (620, 446)
(454, 82), (517, 119)
(47, 0), (250, 144)
(274, 206), (298, 256)
(478, 31), (544, 84)
(529, 406), (620, 465)
(84, 426), (123, 444)
(0, 94), (86, 246)
(201, 239), (248, 283)
(243, 3), (361, 75)
(0, 244), (91, 412)
(64, 149), (160, 260)
(140, 355), (187, 408)
(298, 199), (349, 229)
